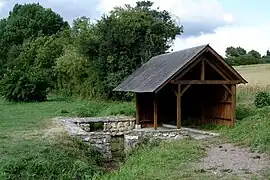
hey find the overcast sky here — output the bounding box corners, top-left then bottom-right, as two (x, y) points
(0, 0), (269, 56)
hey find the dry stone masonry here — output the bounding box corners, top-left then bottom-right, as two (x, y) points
(58, 116), (219, 160)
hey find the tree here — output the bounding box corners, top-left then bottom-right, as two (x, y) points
(0, 35), (65, 102)
(248, 50), (261, 59)
(225, 46), (246, 57)
(0, 3), (68, 78)
(91, 1), (183, 99)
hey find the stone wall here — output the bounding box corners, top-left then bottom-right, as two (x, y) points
(75, 116), (135, 133)
(81, 133), (112, 159)
(58, 116), (219, 161)
(58, 116), (135, 160)
(124, 129), (190, 153)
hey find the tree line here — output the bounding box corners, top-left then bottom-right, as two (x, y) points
(0, 1), (182, 102)
(225, 46), (270, 66)
(0, 1), (268, 102)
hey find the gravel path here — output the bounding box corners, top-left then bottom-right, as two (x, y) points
(194, 143), (270, 179)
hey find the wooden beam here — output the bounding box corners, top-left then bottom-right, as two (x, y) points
(207, 47), (247, 84)
(222, 84), (232, 95)
(173, 57), (203, 82)
(204, 59), (230, 80)
(154, 94), (158, 130)
(205, 116), (232, 121)
(201, 59), (205, 80)
(177, 84), (181, 129)
(231, 85), (236, 128)
(173, 80), (241, 84)
(180, 84), (191, 96)
(136, 93), (140, 125)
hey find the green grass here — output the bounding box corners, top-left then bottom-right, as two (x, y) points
(0, 98), (134, 179)
(218, 106), (270, 153)
(100, 140), (208, 180)
(0, 97), (211, 179)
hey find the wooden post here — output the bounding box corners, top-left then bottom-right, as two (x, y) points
(154, 94), (158, 130)
(231, 85), (236, 128)
(177, 84), (181, 129)
(136, 93), (140, 125)
(201, 59), (205, 80)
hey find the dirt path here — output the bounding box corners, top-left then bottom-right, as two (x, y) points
(194, 143), (270, 179)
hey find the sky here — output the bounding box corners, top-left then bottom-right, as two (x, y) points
(0, 0), (269, 56)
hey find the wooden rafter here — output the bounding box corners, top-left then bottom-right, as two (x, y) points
(222, 84), (232, 95)
(172, 80), (241, 85)
(207, 47), (247, 83)
(173, 57), (203, 82)
(204, 59), (229, 80)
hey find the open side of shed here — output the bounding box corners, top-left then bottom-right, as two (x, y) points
(114, 45), (247, 129)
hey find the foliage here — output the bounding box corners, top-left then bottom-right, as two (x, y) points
(0, 3), (68, 78)
(236, 104), (255, 120)
(55, 45), (100, 98)
(248, 49), (261, 59)
(225, 46), (246, 57)
(0, 36), (64, 102)
(225, 46), (264, 66)
(0, 69), (49, 102)
(92, 1), (183, 99)
(254, 91), (270, 108)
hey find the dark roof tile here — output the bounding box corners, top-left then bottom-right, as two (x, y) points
(114, 44), (208, 92)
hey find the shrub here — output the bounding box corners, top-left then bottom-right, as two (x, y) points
(236, 104), (255, 120)
(0, 69), (49, 102)
(254, 91), (270, 108)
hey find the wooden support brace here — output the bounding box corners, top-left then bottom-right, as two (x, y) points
(204, 59), (229, 80)
(222, 84), (232, 95)
(180, 84), (191, 96)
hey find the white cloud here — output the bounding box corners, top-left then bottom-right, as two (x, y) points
(98, 0), (269, 56)
(0, 0), (6, 11)
(97, 0), (232, 23)
(173, 24), (270, 56)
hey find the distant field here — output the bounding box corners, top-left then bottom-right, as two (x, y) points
(234, 64), (270, 86)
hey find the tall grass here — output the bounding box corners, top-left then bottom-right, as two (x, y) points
(100, 140), (207, 180)
(219, 84), (270, 153)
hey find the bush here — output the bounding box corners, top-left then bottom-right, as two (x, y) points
(254, 91), (270, 108)
(0, 69), (49, 102)
(236, 104), (255, 120)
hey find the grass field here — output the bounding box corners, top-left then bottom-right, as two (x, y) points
(1, 64), (270, 179)
(234, 63), (270, 86)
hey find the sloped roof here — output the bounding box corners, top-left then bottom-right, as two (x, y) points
(113, 44), (246, 93)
